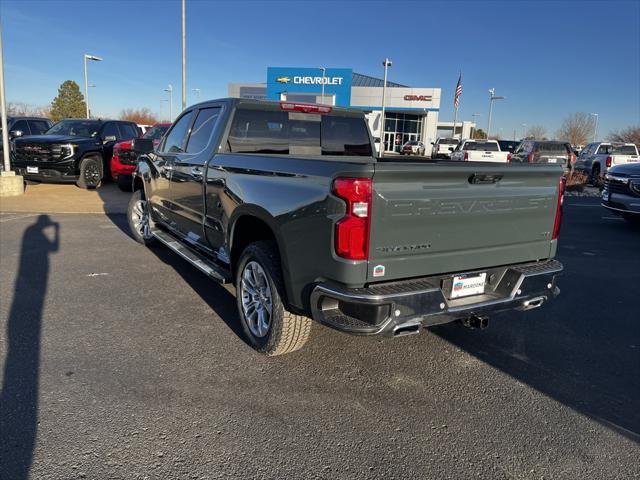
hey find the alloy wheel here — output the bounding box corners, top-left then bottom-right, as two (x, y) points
(240, 261), (273, 338)
(131, 200), (152, 240)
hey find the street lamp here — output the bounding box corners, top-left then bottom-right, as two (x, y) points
(181, 0), (186, 110)
(590, 113), (599, 142)
(471, 113), (481, 138)
(319, 67), (326, 105)
(486, 88), (505, 138)
(83, 53), (102, 118)
(164, 84), (173, 121)
(380, 58), (392, 157)
(192, 88), (201, 102)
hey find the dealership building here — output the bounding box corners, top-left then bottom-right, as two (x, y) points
(228, 67), (474, 153)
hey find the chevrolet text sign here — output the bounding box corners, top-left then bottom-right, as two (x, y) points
(267, 67), (352, 106)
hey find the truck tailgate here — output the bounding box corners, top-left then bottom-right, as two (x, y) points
(367, 162), (562, 283)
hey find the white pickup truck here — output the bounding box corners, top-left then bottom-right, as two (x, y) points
(574, 142), (640, 186)
(450, 139), (512, 163)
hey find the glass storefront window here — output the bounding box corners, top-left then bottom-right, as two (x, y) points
(381, 113), (423, 152)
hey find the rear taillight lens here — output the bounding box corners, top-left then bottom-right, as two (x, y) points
(333, 178), (372, 260)
(507, 153), (512, 162)
(527, 153), (534, 163)
(463, 151), (469, 161)
(552, 176), (566, 240)
(606, 156), (612, 168)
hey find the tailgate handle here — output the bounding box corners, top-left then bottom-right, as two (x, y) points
(469, 173), (503, 184)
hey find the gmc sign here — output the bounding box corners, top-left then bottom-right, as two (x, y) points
(404, 95), (432, 101)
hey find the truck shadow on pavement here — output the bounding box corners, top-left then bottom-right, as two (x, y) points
(434, 218), (640, 443)
(0, 215), (60, 480)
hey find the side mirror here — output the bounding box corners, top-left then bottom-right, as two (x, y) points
(373, 137), (381, 143)
(103, 135), (117, 144)
(132, 138), (154, 154)
(430, 142), (435, 145)
(448, 147), (454, 152)
(9, 130), (23, 138)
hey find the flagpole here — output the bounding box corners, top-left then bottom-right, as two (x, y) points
(452, 106), (458, 140)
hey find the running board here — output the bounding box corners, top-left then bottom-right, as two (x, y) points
(152, 229), (231, 284)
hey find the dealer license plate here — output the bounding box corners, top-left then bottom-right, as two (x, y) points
(26, 166), (39, 174)
(547, 158), (557, 163)
(450, 272), (487, 299)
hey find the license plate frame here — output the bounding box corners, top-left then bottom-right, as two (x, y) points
(450, 272), (487, 299)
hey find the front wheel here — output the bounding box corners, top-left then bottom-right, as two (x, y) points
(236, 241), (311, 356)
(127, 189), (156, 246)
(76, 156), (102, 189)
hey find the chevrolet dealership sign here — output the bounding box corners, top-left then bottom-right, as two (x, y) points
(267, 67), (352, 106)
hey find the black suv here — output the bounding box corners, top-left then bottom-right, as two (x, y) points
(0, 116), (53, 157)
(12, 119), (139, 188)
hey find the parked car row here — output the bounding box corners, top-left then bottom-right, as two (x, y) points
(6, 116), (170, 189)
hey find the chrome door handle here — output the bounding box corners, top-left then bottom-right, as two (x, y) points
(191, 167), (203, 179)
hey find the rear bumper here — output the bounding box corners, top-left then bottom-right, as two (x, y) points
(310, 259), (563, 336)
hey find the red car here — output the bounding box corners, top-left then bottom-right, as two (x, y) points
(111, 123), (171, 191)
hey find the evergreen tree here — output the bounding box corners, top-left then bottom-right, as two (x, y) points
(50, 80), (87, 121)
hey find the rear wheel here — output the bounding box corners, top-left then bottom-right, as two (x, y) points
(590, 165), (602, 188)
(117, 175), (133, 192)
(76, 156), (102, 189)
(236, 241), (311, 356)
(127, 189), (156, 246)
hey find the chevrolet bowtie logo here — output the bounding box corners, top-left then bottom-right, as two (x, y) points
(276, 76), (291, 84)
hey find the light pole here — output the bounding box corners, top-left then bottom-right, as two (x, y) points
(83, 54), (102, 118)
(0, 19), (11, 174)
(319, 67), (326, 104)
(380, 58), (392, 157)
(471, 113), (481, 138)
(164, 84), (173, 121)
(487, 88), (505, 139)
(590, 113), (599, 142)
(181, 0), (186, 111)
(160, 99), (168, 122)
(521, 123), (527, 139)
(192, 88), (201, 102)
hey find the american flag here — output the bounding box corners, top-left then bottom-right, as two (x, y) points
(454, 74), (463, 109)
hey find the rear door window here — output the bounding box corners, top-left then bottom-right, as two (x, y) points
(101, 122), (119, 140)
(227, 108), (372, 156)
(118, 123), (138, 140)
(11, 119), (30, 135)
(28, 120), (50, 135)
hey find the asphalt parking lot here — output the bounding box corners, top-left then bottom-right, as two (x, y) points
(1, 186), (639, 479)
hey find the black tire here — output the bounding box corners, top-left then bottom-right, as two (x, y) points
(235, 241), (311, 356)
(590, 165), (602, 188)
(76, 156), (102, 189)
(117, 175), (133, 192)
(622, 213), (640, 225)
(127, 189), (157, 246)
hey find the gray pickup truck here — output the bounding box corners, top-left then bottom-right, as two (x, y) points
(128, 98), (565, 356)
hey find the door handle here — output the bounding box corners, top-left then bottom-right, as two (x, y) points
(191, 167), (203, 179)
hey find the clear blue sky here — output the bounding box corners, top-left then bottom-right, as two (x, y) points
(1, 0), (639, 138)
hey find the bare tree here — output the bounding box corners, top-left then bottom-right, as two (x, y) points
(7, 101), (51, 117)
(119, 108), (158, 125)
(607, 126), (640, 147)
(525, 125), (547, 140)
(556, 112), (595, 146)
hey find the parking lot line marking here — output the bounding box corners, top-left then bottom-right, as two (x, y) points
(0, 213), (39, 223)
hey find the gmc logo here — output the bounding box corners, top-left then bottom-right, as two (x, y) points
(404, 95), (432, 101)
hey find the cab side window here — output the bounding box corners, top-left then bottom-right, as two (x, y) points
(28, 120), (50, 135)
(185, 107), (221, 153)
(11, 120), (30, 135)
(101, 123), (119, 140)
(118, 123), (138, 141)
(160, 111), (195, 153)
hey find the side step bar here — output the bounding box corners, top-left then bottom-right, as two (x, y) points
(151, 229), (231, 284)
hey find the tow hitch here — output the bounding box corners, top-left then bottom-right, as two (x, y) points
(461, 315), (489, 330)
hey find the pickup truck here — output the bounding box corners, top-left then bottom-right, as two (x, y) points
(431, 137), (459, 159)
(128, 98), (564, 356)
(450, 139), (512, 163)
(574, 142), (640, 187)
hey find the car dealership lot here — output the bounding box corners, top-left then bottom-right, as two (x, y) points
(0, 189), (639, 479)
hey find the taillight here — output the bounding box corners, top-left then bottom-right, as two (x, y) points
(606, 156), (612, 168)
(463, 151), (469, 161)
(552, 176), (566, 240)
(333, 177), (372, 260)
(507, 153), (512, 162)
(280, 102), (332, 114)
(527, 153), (534, 163)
